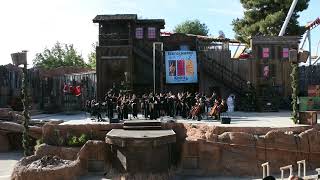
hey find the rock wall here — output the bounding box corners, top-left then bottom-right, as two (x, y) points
(0, 132), (10, 152)
(180, 127), (320, 177)
(36, 122), (320, 177)
(42, 123), (123, 146)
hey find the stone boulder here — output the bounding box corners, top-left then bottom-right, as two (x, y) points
(9, 111), (24, 122)
(0, 133), (10, 152)
(35, 144), (80, 160)
(298, 128), (320, 169)
(0, 108), (12, 120)
(11, 155), (82, 180)
(218, 132), (256, 146)
(264, 130), (297, 150)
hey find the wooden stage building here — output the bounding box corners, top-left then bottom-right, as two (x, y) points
(93, 14), (299, 111)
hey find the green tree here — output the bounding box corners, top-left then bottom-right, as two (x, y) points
(232, 0), (310, 44)
(33, 42), (87, 69)
(87, 43), (97, 69)
(174, 19), (209, 36)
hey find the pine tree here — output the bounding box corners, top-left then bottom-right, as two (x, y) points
(232, 0), (310, 44)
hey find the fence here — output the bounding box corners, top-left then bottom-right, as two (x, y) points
(0, 65), (96, 113)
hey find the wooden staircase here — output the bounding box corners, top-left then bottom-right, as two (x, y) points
(256, 96), (279, 112)
(199, 53), (249, 96)
(199, 52), (256, 111)
(132, 43), (162, 66)
(123, 120), (162, 130)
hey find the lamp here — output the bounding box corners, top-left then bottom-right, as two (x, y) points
(11, 50), (27, 66)
(11, 50), (32, 156)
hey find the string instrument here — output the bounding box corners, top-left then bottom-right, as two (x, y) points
(209, 102), (219, 117)
(190, 103), (201, 118)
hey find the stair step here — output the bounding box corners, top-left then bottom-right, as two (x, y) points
(123, 120), (161, 127)
(123, 126), (162, 130)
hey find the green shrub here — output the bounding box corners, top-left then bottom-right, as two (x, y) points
(67, 134), (88, 147)
(34, 138), (44, 151)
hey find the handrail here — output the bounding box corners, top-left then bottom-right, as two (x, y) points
(280, 165), (293, 180)
(297, 160), (306, 178)
(200, 53), (250, 95)
(261, 162), (270, 178)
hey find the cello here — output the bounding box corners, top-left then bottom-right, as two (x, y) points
(190, 102), (201, 120)
(208, 100), (220, 117)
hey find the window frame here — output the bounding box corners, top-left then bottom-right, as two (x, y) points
(147, 27), (156, 39)
(135, 27), (144, 39)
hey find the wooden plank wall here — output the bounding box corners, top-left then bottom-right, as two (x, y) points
(202, 50), (252, 83)
(299, 65), (320, 96)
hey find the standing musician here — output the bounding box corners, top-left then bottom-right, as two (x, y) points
(116, 95), (123, 120)
(149, 93), (157, 120)
(131, 94), (138, 119)
(142, 94), (149, 119)
(122, 95), (129, 119)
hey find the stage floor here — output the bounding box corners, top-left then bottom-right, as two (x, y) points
(31, 111), (318, 127)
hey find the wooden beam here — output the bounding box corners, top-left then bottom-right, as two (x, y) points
(101, 56), (129, 60)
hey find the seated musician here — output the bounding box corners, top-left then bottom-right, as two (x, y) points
(208, 99), (220, 119)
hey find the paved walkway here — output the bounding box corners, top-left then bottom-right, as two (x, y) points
(0, 152), (22, 180)
(32, 111), (315, 127)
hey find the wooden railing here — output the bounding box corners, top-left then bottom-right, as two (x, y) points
(199, 52), (249, 96)
(99, 33), (130, 46)
(133, 43), (162, 65)
(97, 45), (132, 60)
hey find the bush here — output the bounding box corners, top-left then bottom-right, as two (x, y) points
(67, 134), (88, 147)
(34, 138), (44, 151)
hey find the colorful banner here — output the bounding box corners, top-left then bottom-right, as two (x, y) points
(299, 97), (320, 111)
(165, 51), (198, 84)
(308, 85), (320, 97)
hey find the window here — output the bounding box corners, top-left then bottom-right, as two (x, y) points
(135, 28), (143, 39)
(262, 48), (270, 58)
(148, 27), (156, 39)
(282, 48), (289, 58)
(260, 64), (276, 78)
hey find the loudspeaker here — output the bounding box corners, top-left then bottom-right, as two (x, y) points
(221, 117), (231, 124)
(110, 118), (119, 123)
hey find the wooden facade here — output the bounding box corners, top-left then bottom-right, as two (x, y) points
(248, 36), (300, 111)
(93, 14), (300, 110)
(93, 14), (165, 100)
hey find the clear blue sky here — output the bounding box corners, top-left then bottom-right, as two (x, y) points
(0, 0), (319, 65)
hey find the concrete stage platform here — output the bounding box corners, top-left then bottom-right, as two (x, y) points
(31, 111), (319, 128)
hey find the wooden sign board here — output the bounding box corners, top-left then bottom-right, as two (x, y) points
(289, 49), (298, 63)
(299, 111), (317, 125)
(308, 85), (320, 97)
(299, 97), (320, 111)
(11, 52), (27, 66)
(299, 50), (309, 63)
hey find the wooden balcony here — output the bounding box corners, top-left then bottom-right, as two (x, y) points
(99, 33), (130, 46)
(97, 45), (132, 60)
